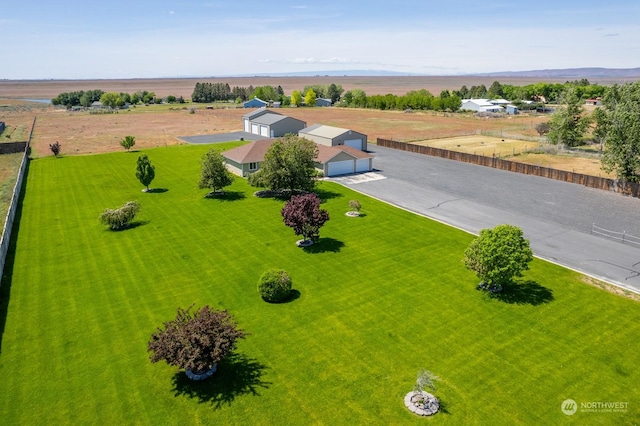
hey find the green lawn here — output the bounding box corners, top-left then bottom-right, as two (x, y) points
(1, 144), (639, 425)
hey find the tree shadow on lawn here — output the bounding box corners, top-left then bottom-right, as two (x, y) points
(302, 237), (345, 254)
(205, 191), (246, 201)
(314, 188), (343, 202)
(171, 352), (271, 409)
(145, 188), (168, 193)
(488, 280), (554, 306)
(105, 220), (150, 232)
(262, 289), (301, 304)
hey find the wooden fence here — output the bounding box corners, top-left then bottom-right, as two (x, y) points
(0, 117), (35, 285)
(376, 138), (640, 197)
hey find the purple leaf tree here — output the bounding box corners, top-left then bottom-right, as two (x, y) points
(281, 193), (329, 244)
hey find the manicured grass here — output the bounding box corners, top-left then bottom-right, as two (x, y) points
(1, 144), (639, 424)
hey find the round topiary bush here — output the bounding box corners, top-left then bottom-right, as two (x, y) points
(258, 269), (292, 303)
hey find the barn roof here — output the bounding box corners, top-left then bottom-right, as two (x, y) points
(300, 124), (361, 139)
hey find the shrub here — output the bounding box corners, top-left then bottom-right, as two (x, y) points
(148, 305), (245, 375)
(49, 141), (61, 157)
(99, 201), (140, 230)
(258, 269), (292, 302)
(120, 135), (136, 151)
(349, 200), (361, 212)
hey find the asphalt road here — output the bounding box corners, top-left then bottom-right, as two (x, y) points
(331, 145), (640, 294)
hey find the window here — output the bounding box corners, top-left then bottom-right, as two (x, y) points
(249, 162), (258, 170)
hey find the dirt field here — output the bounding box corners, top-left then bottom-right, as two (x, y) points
(0, 97), (552, 157)
(412, 135), (541, 157)
(0, 75), (633, 99)
(0, 80), (613, 178)
(507, 152), (614, 178)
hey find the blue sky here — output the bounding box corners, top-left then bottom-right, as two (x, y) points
(1, 1), (638, 79)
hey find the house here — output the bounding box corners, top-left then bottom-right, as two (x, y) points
(506, 105), (519, 115)
(460, 99), (504, 113)
(243, 97), (269, 108)
(315, 98), (332, 107)
(585, 98), (602, 106)
(222, 139), (274, 176)
(242, 109), (306, 137)
(298, 124), (368, 151)
(222, 139), (374, 177)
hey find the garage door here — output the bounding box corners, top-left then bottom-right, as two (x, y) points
(327, 160), (354, 176)
(244, 119), (250, 132)
(344, 139), (362, 150)
(356, 159), (370, 173)
(260, 125), (269, 137)
(251, 124), (259, 135)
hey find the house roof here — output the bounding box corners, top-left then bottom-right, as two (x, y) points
(315, 144), (373, 163)
(252, 113), (297, 126)
(243, 107), (277, 120)
(243, 97), (268, 105)
(223, 139), (275, 164)
(462, 99), (494, 107)
(300, 124), (362, 140)
(223, 139), (373, 165)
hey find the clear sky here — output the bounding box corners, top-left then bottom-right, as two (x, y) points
(1, 1), (638, 79)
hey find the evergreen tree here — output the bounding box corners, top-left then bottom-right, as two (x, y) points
(136, 154), (155, 192)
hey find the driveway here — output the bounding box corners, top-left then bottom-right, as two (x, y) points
(178, 131), (261, 144)
(331, 145), (640, 294)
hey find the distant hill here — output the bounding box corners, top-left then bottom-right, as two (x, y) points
(236, 70), (418, 77)
(472, 67), (640, 78)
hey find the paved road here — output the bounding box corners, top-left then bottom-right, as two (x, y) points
(331, 145), (640, 294)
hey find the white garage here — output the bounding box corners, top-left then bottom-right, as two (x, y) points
(251, 123), (259, 134)
(260, 125), (269, 137)
(244, 119), (250, 132)
(316, 145), (374, 177)
(344, 139), (363, 150)
(356, 158), (371, 173)
(328, 160), (355, 176)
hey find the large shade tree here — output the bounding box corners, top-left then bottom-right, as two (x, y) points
(596, 82), (640, 182)
(198, 148), (234, 195)
(281, 193), (329, 244)
(259, 135), (318, 194)
(547, 88), (591, 147)
(148, 305), (246, 377)
(463, 224), (533, 292)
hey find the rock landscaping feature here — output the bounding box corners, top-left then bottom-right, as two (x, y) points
(185, 364), (217, 381)
(404, 391), (439, 416)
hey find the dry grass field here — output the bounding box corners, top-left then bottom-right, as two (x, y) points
(412, 135), (541, 156)
(0, 76), (616, 177)
(1, 75), (634, 99)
